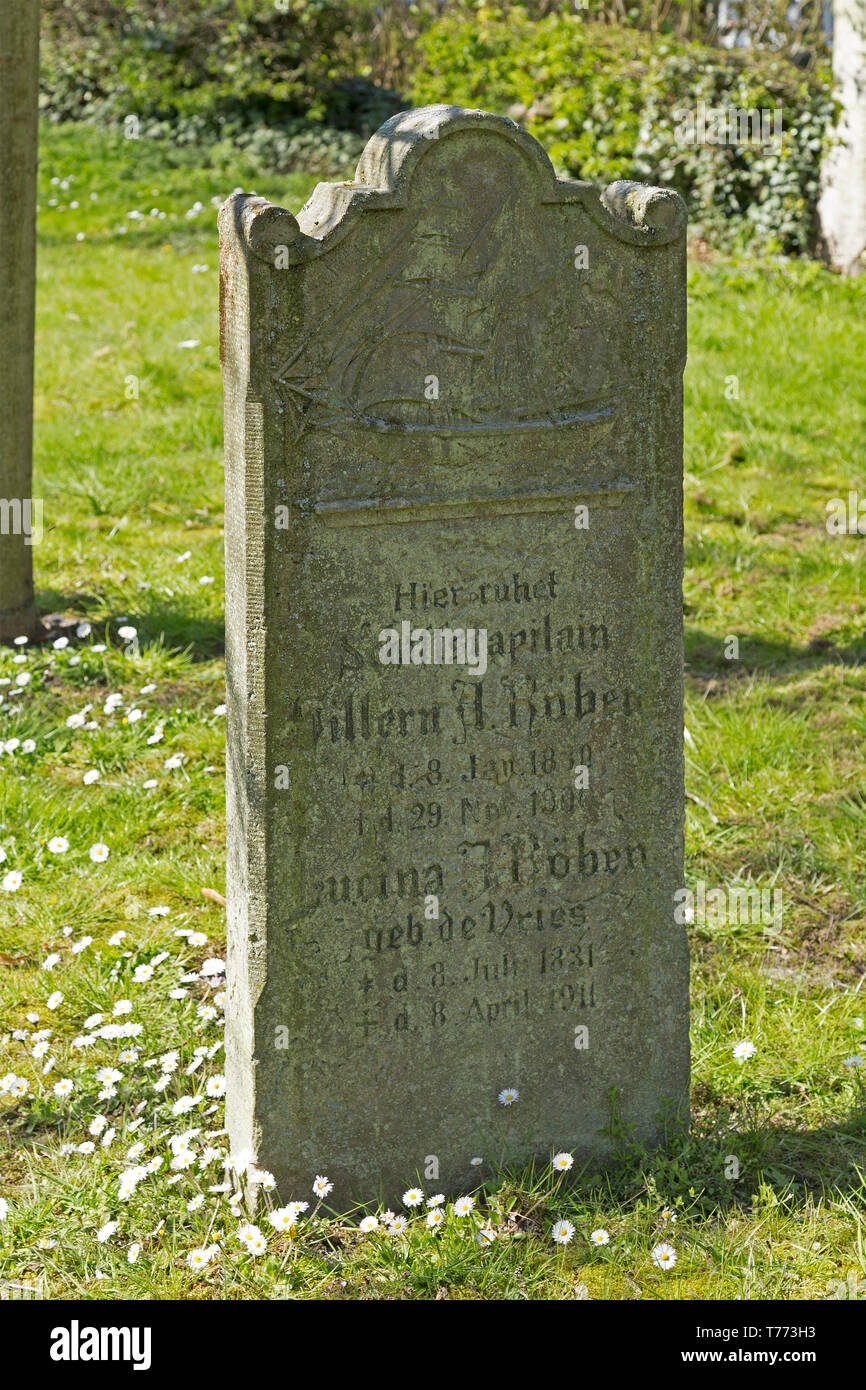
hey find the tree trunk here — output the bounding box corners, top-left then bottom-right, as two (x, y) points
(820, 0), (866, 274)
(0, 2), (40, 642)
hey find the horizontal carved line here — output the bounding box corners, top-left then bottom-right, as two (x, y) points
(312, 482), (635, 527)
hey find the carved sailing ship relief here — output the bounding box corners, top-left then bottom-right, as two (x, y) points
(273, 150), (623, 520)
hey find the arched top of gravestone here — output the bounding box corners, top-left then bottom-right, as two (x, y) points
(235, 104), (686, 265)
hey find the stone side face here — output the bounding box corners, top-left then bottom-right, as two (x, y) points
(0, 4), (40, 641)
(221, 105), (689, 1205)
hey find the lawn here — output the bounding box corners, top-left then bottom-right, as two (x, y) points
(0, 122), (864, 1301)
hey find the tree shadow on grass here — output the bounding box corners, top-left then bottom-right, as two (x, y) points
(605, 1096), (866, 1212)
(685, 625), (866, 680)
(35, 586), (225, 661)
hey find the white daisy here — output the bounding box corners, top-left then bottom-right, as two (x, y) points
(651, 1242), (677, 1270)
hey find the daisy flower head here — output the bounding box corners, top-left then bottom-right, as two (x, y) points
(477, 1226), (496, 1247)
(733, 1040), (757, 1061)
(498, 1086), (519, 1106)
(402, 1187), (424, 1208)
(426, 1194), (445, 1208)
(590, 1228), (610, 1246)
(53, 1078), (74, 1099)
(186, 1246), (213, 1272)
(358, 1215), (379, 1233)
(48, 837), (69, 854)
(171, 1096), (198, 1117)
(250, 1169), (276, 1191)
(313, 1175), (333, 1198)
(118, 1170), (142, 1200)
(426, 1208), (445, 1229)
(2, 870), (22, 892)
(46, 991), (63, 1010)
(227, 1147), (254, 1176)
(127, 1243), (141, 1264)
(206, 1074), (226, 1098)
(89, 842), (110, 863)
(552, 1151), (574, 1172)
(452, 1195), (475, 1217)
(388, 1215), (408, 1234)
(651, 1242), (677, 1270)
(552, 1219), (575, 1245)
(268, 1204), (303, 1233)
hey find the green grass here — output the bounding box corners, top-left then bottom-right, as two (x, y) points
(1, 123), (865, 1301)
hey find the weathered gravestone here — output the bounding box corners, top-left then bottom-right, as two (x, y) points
(220, 104), (689, 1204)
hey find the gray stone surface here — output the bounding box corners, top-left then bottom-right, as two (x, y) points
(220, 104), (689, 1205)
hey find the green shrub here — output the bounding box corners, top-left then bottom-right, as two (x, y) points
(39, 0), (401, 135)
(410, 7), (834, 255)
